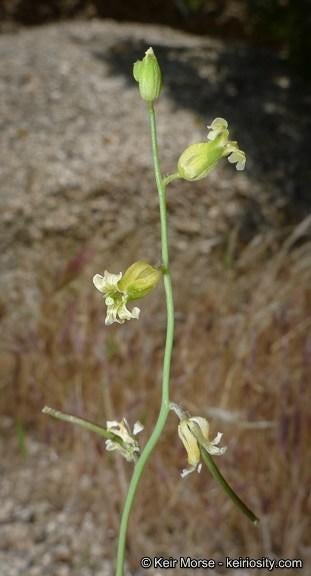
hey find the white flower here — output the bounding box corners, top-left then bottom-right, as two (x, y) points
(207, 117), (229, 141)
(177, 117), (246, 181)
(170, 403), (227, 478)
(227, 148), (246, 171)
(208, 117), (246, 171)
(105, 418), (144, 462)
(93, 270), (140, 326)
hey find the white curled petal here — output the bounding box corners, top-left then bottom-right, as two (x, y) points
(190, 417), (210, 439)
(105, 438), (136, 462)
(204, 442), (227, 456)
(105, 439), (117, 452)
(210, 117), (228, 130)
(228, 151), (244, 164)
(105, 296), (114, 306)
(107, 419), (131, 443)
(236, 158), (246, 171)
(105, 306), (119, 325)
(93, 271), (122, 294)
(181, 465), (197, 478)
(121, 451), (136, 462)
(228, 150), (246, 171)
(106, 420), (120, 430)
(211, 432), (223, 445)
(207, 117), (228, 141)
(105, 418), (141, 462)
(133, 421), (144, 435)
(207, 130), (218, 141)
(228, 151), (241, 163)
(189, 419), (227, 456)
(118, 303), (133, 321)
(105, 313), (114, 326)
(131, 306), (140, 319)
(103, 271), (122, 286)
(122, 417), (130, 430)
(93, 274), (108, 293)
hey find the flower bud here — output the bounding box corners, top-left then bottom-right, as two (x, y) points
(133, 47), (162, 102)
(118, 261), (161, 300)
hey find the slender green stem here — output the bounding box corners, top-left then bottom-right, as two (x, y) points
(163, 172), (180, 187)
(115, 103), (175, 576)
(201, 448), (259, 524)
(42, 406), (118, 442)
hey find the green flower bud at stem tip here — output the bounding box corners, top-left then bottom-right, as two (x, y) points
(133, 47), (162, 102)
(118, 261), (161, 301)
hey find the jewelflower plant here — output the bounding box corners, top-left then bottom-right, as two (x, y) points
(43, 46), (258, 575)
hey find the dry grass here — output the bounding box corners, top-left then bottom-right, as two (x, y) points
(1, 217), (310, 574)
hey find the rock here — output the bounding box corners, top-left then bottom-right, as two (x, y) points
(0, 20), (309, 302)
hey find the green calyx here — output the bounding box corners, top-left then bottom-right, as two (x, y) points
(177, 139), (225, 181)
(133, 47), (162, 102)
(177, 118), (246, 181)
(118, 261), (161, 300)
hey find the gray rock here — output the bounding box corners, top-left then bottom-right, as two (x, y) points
(1, 20), (309, 296)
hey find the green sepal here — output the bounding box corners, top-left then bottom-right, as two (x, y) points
(177, 131), (228, 181)
(133, 60), (143, 82)
(118, 261), (161, 300)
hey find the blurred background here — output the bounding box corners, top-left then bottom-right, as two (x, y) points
(0, 1), (310, 575)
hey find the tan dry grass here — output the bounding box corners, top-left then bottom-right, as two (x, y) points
(0, 219), (310, 574)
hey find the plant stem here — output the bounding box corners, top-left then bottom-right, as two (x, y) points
(115, 102), (175, 576)
(163, 172), (180, 187)
(201, 448), (259, 524)
(42, 406), (116, 441)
